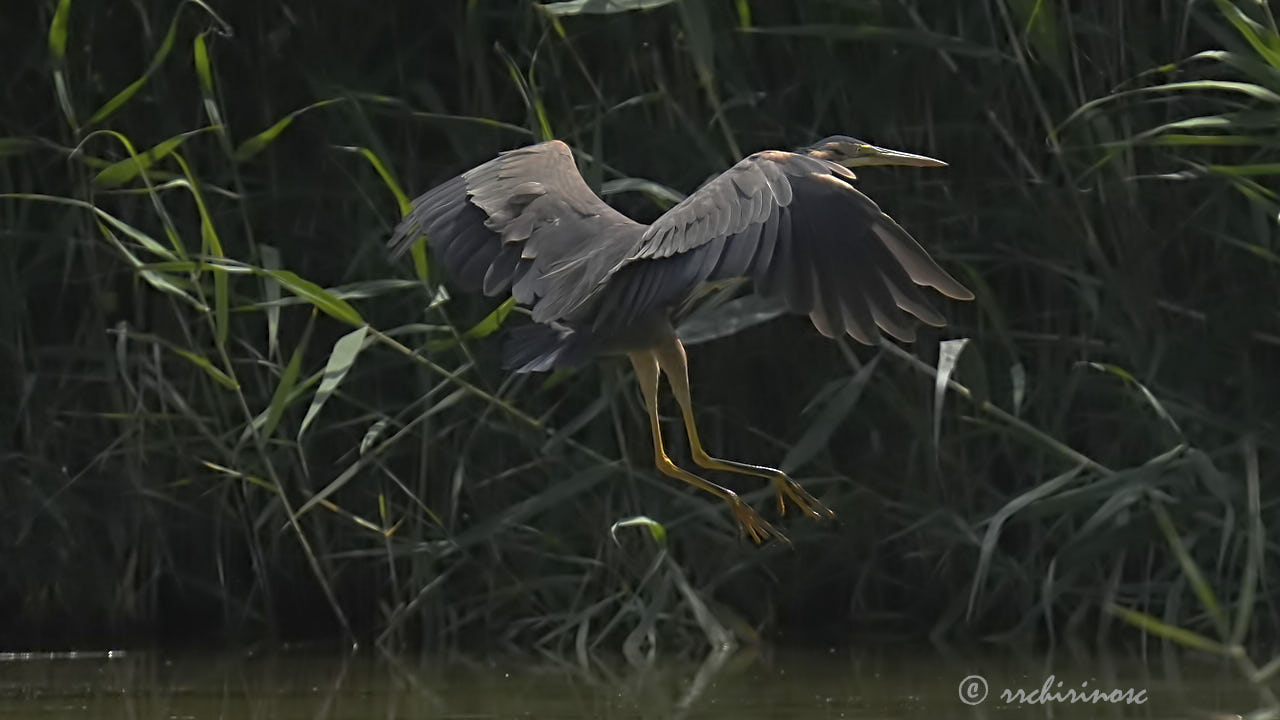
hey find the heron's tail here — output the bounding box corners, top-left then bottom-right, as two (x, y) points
(501, 323), (592, 373)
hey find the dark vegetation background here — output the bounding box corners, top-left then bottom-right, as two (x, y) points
(3, 0), (1278, 665)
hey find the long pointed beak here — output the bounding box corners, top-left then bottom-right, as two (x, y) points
(861, 145), (947, 168)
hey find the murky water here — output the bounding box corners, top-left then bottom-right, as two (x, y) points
(0, 645), (1264, 719)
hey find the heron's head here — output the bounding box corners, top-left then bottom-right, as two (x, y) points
(800, 135), (947, 168)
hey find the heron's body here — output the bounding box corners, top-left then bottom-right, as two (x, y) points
(390, 137), (973, 542)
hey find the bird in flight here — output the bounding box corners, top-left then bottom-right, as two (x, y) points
(389, 136), (973, 543)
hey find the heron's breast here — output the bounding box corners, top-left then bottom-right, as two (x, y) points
(589, 310), (675, 356)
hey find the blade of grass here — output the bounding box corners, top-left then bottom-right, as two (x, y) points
(426, 297), (516, 352)
(1149, 498), (1230, 640)
(92, 128), (215, 188)
(968, 464), (1085, 620)
(263, 311), (316, 439)
(538, 0), (680, 15)
(48, 0), (76, 130)
(1231, 437), (1263, 646)
(298, 325), (370, 441)
(934, 338), (970, 454)
(260, 245), (282, 358)
(1107, 603), (1230, 655)
(260, 269), (364, 326)
(233, 98), (348, 163)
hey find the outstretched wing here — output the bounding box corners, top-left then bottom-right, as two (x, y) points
(389, 140), (645, 323)
(588, 150), (973, 343)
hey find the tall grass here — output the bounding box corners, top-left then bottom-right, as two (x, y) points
(2, 0), (1277, 678)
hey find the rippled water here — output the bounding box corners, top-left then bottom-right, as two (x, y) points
(0, 645), (1262, 719)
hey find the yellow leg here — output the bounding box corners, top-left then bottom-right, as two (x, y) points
(652, 333), (835, 521)
(628, 352), (781, 544)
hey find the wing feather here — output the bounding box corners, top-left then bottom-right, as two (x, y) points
(589, 149), (971, 343)
(712, 220), (760, 279)
(392, 140), (972, 347)
(388, 140), (644, 324)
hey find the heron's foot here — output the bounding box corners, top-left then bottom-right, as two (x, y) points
(769, 472), (836, 521)
(726, 494), (786, 544)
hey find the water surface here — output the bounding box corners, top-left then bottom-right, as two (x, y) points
(0, 646), (1260, 719)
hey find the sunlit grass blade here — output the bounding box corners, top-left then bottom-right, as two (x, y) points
(232, 98), (348, 163)
(116, 328), (238, 390)
(202, 460), (279, 493)
(92, 128), (214, 188)
(193, 31), (215, 94)
(460, 296), (517, 339)
(260, 269), (364, 326)
(298, 325), (370, 441)
(239, 279), (421, 310)
(1213, 0), (1280, 68)
(165, 153), (222, 260)
(537, 0), (680, 14)
(48, 0), (76, 129)
(495, 43), (554, 141)
(262, 311), (315, 440)
(933, 338), (970, 453)
(610, 516), (667, 546)
(92, 220), (206, 310)
(260, 245), (282, 358)
(47, 0), (71, 61)
(1150, 499), (1230, 640)
(85, 7), (182, 127)
(168, 151), (229, 344)
(1145, 134), (1278, 147)
(169, 346), (237, 390)
(239, 368), (322, 446)
(335, 144), (430, 278)
(1064, 81), (1280, 131)
(426, 297), (516, 352)
(1206, 163), (1280, 176)
(80, 0), (231, 122)
(360, 418), (390, 456)
(334, 145), (410, 215)
(2, 192), (176, 260)
(1107, 603), (1230, 655)
(1009, 0), (1066, 74)
(1082, 362), (1183, 439)
(1010, 363), (1026, 415)
(351, 92), (537, 138)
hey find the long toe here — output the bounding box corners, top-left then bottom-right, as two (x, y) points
(775, 475), (835, 520)
(729, 497), (786, 544)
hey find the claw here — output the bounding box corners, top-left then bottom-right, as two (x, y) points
(728, 495), (787, 544)
(771, 473), (835, 521)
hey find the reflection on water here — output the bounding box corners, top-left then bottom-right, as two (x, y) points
(0, 645), (1262, 719)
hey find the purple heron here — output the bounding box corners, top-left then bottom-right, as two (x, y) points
(388, 136), (973, 543)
